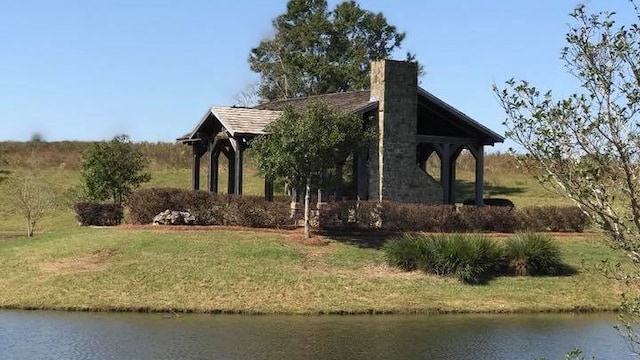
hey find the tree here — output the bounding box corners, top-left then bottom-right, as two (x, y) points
(495, 2), (640, 262)
(249, 0), (418, 102)
(80, 135), (150, 206)
(251, 102), (371, 238)
(494, 2), (640, 352)
(7, 173), (55, 237)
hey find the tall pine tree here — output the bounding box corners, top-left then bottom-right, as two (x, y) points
(249, 0), (417, 102)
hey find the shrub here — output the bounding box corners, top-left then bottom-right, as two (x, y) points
(503, 233), (563, 276)
(188, 191), (226, 225)
(126, 187), (188, 224)
(230, 195), (294, 228)
(74, 202), (123, 226)
(318, 201), (353, 229)
(318, 201), (590, 233)
(126, 188), (294, 228)
(460, 206), (518, 233)
(383, 234), (504, 284)
(517, 206), (589, 232)
(317, 201), (380, 229)
(378, 202), (461, 232)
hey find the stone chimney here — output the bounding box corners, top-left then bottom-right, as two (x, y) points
(368, 60), (442, 203)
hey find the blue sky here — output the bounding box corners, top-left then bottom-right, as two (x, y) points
(1, 0), (635, 151)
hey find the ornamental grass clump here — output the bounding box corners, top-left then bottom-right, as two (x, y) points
(432, 234), (504, 284)
(383, 234), (504, 284)
(382, 234), (432, 271)
(503, 233), (563, 276)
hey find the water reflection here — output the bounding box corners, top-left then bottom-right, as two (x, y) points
(0, 311), (634, 359)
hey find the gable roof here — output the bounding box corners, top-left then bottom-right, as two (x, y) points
(178, 106), (281, 142)
(417, 88), (504, 144)
(178, 88), (504, 145)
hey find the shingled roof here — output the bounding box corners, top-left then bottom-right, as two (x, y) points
(178, 88), (503, 144)
(178, 106), (282, 141)
(254, 90), (377, 113)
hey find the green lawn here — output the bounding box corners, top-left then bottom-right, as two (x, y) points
(0, 143), (628, 314)
(0, 227), (632, 314)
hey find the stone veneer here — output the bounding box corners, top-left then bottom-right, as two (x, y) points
(368, 60), (442, 203)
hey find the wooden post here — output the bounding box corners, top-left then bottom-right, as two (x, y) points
(191, 143), (201, 191)
(226, 148), (235, 194)
(449, 147), (462, 204)
(210, 151), (219, 193)
(230, 138), (243, 195)
(439, 144), (451, 204)
(207, 139), (220, 193)
(449, 155), (456, 204)
(474, 145), (484, 206)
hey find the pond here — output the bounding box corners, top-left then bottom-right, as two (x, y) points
(0, 310), (634, 359)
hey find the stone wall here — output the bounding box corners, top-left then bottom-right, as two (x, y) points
(368, 60), (442, 203)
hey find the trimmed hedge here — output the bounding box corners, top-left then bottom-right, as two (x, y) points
(126, 188), (293, 228)
(319, 200), (587, 233)
(74, 202), (123, 226)
(516, 206), (589, 232)
(126, 189), (589, 232)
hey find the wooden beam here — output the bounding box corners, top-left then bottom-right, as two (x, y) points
(416, 135), (478, 145)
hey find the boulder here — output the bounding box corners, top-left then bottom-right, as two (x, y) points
(153, 209), (196, 225)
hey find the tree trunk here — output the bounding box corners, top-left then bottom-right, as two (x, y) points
(27, 217), (34, 237)
(304, 179), (311, 239)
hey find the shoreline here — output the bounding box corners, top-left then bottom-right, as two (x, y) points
(0, 304), (621, 315)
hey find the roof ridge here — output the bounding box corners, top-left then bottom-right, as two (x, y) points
(253, 90), (371, 108)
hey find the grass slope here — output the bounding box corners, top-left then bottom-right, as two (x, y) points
(0, 227), (632, 314)
(0, 141), (626, 314)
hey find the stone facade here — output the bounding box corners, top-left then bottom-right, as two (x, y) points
(368, 60), (442, 203)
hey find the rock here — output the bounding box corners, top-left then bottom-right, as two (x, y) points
(153, 209), (196, 225)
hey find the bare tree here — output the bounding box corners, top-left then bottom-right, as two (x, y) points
(233, 82), (261, 107)
(7, 174), (55, 237)
(495, 3), (640, 353)
(495, 3), (640, 262)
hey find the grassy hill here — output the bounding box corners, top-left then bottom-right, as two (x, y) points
(2, 141), (621, 315)
(0, 140), (570, 234)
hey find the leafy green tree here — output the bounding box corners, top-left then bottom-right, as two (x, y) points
(80, 135), (150, 206)
(494, 2), (640, 353)
(249, 0), (418, 102)
(251, 102), (370, 237)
